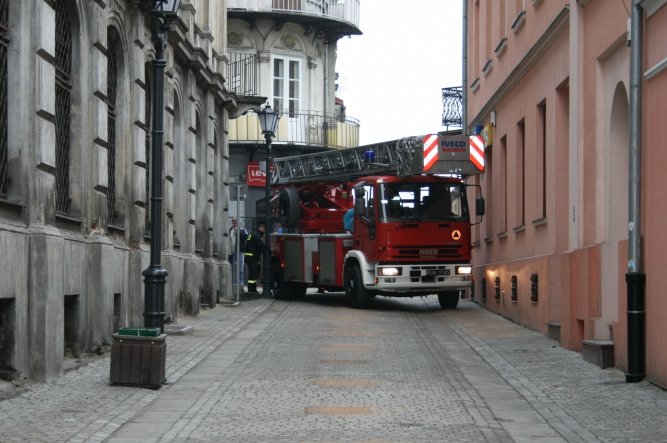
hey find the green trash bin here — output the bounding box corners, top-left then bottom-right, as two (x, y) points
(110, 327), (166, 388)
(116, 327), (161, 337)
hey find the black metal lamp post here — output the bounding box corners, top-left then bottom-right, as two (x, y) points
(257, 104), (280, 297)
(143, 0), (180, 332)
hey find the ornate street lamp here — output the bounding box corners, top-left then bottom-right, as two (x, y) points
(257, 104), (280, 297)
(143, 0), (180, 332)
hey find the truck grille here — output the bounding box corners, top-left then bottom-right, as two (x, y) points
(395, 245), (463, 260)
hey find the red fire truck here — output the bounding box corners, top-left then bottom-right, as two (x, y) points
(268, 134), (485, 309)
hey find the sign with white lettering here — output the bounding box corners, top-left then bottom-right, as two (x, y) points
(424, 134), (485, 176)
(246, 161), (266, 187)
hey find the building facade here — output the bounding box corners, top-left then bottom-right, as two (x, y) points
(224, 0), (362, 228)
(466, 0), (667, 386)
(0, 0), (242, 381)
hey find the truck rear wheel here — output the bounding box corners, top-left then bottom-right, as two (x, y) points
(438, 291), (460, 309)
(345, 264), (371, 309)
(274, 269), (307, 300)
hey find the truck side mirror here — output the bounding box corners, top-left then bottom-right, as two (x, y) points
(476, 197), (485, 216)
(354, 196), (365, 214)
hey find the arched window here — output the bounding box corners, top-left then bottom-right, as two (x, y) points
(106, 28), (119, 226)
(194, 110), (203, 254)
(0, 0), (8, 197)
(172, 90), (181, 249)
(54, 0), (73, 215)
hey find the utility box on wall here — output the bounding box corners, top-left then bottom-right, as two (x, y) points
(110, 328), (166, 389)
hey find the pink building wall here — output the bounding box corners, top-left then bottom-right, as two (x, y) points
(642, 3), (667, 388)
(467, 0), (667, 387)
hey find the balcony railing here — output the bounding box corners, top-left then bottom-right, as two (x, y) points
(227, 52), (259, 96)
(227, 0), (361, 31)
(229, 110), (360, 150)
(442, 86), (463, 130)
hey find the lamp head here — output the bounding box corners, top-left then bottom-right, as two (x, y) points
(152, 0), (181, 15)
(257, 104), (280, 136)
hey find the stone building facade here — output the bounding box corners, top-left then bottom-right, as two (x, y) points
(224, 1), (362, 226)
(466, 0), (667, 386)
(0, 0), (239, 381)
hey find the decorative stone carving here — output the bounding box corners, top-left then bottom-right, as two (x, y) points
(228, 31), (242, 47)
(282, 34), (295, 49)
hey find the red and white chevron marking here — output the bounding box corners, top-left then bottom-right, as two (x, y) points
(469, 134), (485, 171)
(422, 134), (439, 171)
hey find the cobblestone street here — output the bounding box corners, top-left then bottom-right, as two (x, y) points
(1, 294), (667, 442)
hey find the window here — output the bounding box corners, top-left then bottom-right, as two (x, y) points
(272, 57), (301, 116)
(55, 0), (73, 215)
(0, 0), (8, 197)
(106, 29), (119, 226)
(537, 100), (547, 219)
(380, 182), (468, 222)
(194, 111), (203, 255)
(516, 119), (525, 227)
(485, 145), (493, 238)
(500, 135), (507, 234)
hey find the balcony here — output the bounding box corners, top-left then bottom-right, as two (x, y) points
(227, 0), (361, 39)
(229, 110), (360, 150)
(442, 86), (463, 130)
(227, 53), (259, 96)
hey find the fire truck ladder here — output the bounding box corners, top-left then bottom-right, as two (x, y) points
(271, 136), (426, 184)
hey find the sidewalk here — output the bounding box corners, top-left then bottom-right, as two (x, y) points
(1, 296), (666, 442)
(0, 296), (272, 442)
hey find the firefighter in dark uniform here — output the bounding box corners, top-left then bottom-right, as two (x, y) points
(244, 223), (266, 293)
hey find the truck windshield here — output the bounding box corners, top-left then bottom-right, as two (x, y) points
(380, 182), (467, 222)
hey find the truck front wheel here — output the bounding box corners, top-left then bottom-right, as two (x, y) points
(438, 291), (460, 309)
(345, 264), (371, 309)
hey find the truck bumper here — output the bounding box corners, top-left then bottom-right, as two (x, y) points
(370, 263), (473, 293)
(372, 277), (472, 293)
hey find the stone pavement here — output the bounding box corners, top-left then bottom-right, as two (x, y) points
(1, 293), (667, 442)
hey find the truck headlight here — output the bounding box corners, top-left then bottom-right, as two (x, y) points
(378, 267), (402, 276)
(456, 266), (472, 275)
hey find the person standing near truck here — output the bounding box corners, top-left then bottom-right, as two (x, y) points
(244, 223), (266, 294)
(229, 218), (248, 290)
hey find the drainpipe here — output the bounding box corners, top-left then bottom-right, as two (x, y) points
(626, 0), (645, 383)
(462, 0), (468, 133)
(324, 44), (329, 141)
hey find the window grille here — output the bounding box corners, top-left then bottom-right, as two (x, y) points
(106, 32), (118, 226)
(0, 0), (8, 197)
(55, 0), (72, 215)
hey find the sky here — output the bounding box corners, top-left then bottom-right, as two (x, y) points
(336, 0), (464, 145)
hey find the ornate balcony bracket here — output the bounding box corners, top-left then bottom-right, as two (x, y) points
(226, 95), (267, 119)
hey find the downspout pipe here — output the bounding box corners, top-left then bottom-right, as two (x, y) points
(462, 0), (468, 133)
(626, 0), (645, 383)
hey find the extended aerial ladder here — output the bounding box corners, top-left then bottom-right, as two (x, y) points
(271, 134), (484, 185)
(271, 136), (426, 185)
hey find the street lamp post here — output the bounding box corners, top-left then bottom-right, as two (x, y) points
(143, 0), (180, 332)
(257, 104), (280, 298)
